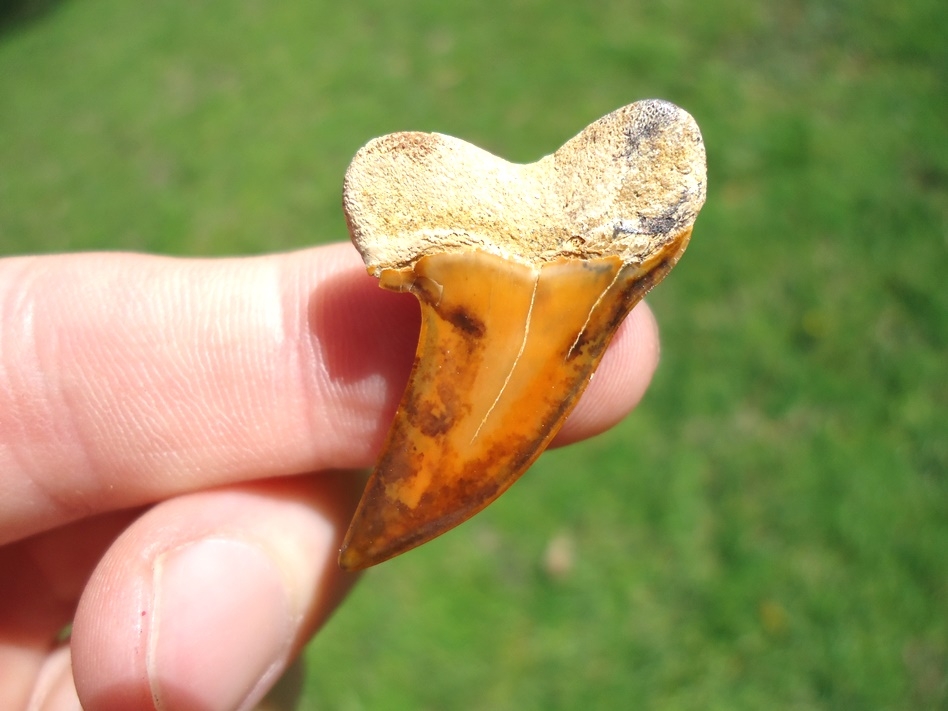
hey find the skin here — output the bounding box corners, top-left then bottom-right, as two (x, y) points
(0, 241), (661, 710)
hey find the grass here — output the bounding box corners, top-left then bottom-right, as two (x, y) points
(2, 0), (946, 708)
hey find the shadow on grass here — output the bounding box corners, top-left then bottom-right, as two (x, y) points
(0, 0), (68, 37)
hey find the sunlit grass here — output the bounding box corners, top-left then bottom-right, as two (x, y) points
(1, 0), (945, 708)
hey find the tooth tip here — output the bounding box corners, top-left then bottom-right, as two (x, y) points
(338, 520), (419, 571)
(338, 484), (428, 570)
(337, 545), (367, 572)
(338, 526), (388, 571)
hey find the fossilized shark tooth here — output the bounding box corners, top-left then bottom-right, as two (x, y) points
(339, 99), (706, 570)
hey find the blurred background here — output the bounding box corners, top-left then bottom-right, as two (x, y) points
(1, 0), (945, 708)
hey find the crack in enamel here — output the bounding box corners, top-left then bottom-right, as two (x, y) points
(567, 266), (623, 361)
(470, 269), (539, 444)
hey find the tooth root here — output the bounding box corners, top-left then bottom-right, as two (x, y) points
(338, 244), (686, 571)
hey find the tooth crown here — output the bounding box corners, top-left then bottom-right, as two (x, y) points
(343, 99), (706, 273)
(340, 99), (707, 569)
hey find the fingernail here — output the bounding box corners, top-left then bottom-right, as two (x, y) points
(148, 539), (293, 711)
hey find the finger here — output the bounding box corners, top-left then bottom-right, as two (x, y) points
(22, 645), (81, 711)
(71, 473), (360, 711)
(0, 243), (408, 544)
(0, 243), (658, 543)
(0, 509), (141, 709)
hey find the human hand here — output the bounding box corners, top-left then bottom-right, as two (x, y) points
(0, 242), (661, 710)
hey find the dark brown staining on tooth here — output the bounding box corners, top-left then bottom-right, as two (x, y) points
(621, 99), (678, 157)
(411, 379), (471, 437)
(442, 305), (486, 338)
(566, 332), (590, 360)
(638, 192), (697, 237)
(411, 404), (455, 437)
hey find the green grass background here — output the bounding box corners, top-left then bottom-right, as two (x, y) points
(2, 0), (946, 708)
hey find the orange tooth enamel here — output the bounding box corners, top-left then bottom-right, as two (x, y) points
(339, 99), (707, 569)
(338, 244), (689, 570)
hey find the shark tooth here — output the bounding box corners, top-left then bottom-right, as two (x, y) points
(339, 99), (706, 570)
